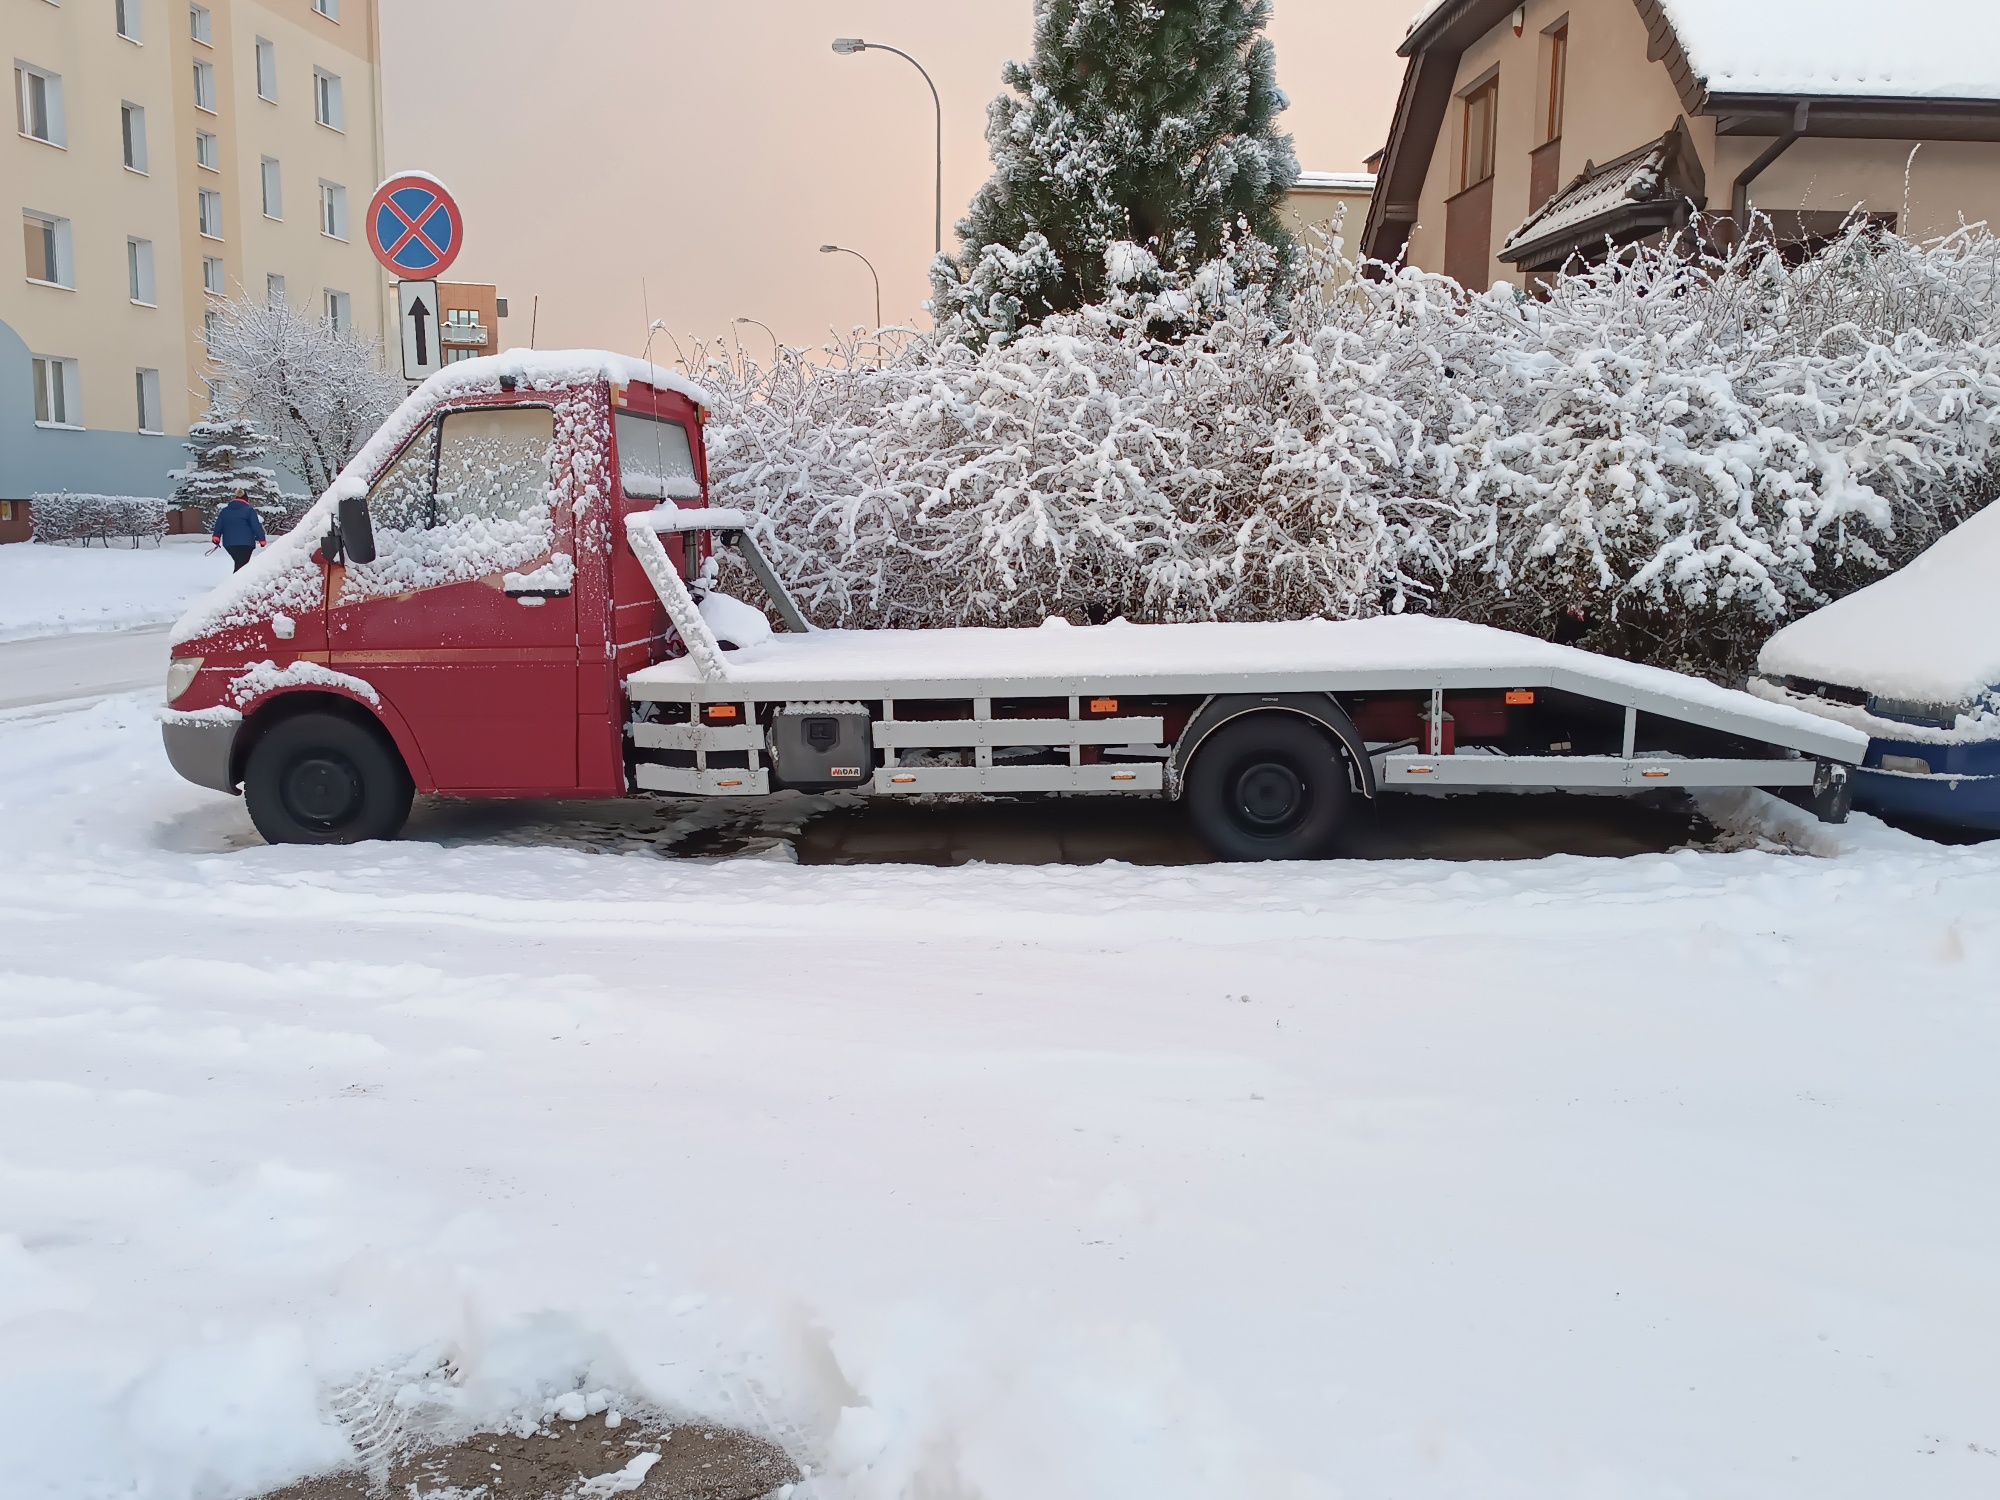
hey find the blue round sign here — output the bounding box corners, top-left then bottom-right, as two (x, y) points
(366, 174), (464, 279)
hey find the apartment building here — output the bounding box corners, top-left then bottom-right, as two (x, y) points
(5, 0), (389, 536)
(1363, 0), (2000, 291)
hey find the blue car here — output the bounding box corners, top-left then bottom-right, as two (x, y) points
(1754, 505), (2000, 835)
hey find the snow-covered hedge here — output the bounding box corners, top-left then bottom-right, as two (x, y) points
(30, 494), (171, 547)
(698, 221), (2000, 679)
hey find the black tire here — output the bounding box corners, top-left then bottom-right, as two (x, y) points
(1185, 715), (1352, 862)
(243, 711), (414, 846)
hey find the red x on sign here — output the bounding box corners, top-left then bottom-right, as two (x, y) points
(366, 174), (464, 279)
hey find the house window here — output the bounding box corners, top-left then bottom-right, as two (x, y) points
(202, 254), (224, 294)
(324, 288), (351, 333)
(1461, 76), (1499, 191)
(195, 128), (218, 169)
(313, 0), (339, 18)
(23, 211), (74, 287)
(121, 101), (148, 171)
(189, 2), (210, 44)
(192, 58), (216, 112)
(266, 272), (285, 305)
(136, 368), (162, 433)
(31, 355), (81, 427)
(254, 37), (277, 101)
(1544, 24), (1569, 144)
(444, 347), (477, 364)
(198, 187), (222, 239)
(445, 307), (481, 327)
(203, 307), (220, 352)
(128, 236), (157, 303)
(115, 0), (141, 41)
(15, 63), (66, 146)
(319, 180), (348, 239)
(260, 156), (282, 218)
(313, 68), (343, 130)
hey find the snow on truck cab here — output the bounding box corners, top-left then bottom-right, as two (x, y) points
(163, 349), (1868, 861)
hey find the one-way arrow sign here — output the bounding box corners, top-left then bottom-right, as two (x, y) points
(397, 279), (442, 381)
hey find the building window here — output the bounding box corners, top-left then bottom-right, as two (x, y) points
(313, 68), (344, 130)
(324, 288), (351, 333)
(202, 254), (224, 294)
(444, 347), (478, 364)
(15, 63), (66, 146)
(192, 58), (216, 112)
(189, 2), (210, 44)
(127, 236), (157, 303)
(23, 211), (74, 288)
(200, 375), (221, 414)
(266, 272), (286, 306)
(195, 128), (218, 170)
(254, 37), (277, 102)
(260, 156), (282, 219)
(1461, 75), (1499, 191)
(203, 306), (220, 352)
(135, 368), (162, 433)
(121, 101), (148, 172)
(198, 187), (222, 239)
(319, 180), (348, 240)
(31, 355), (81, 427)
(1544, 24), (1569, 144)
(313, 0), (339, 18)
(115, 0), (141, 41)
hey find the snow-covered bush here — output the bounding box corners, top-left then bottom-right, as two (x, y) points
(31, 494), (170, 547)
(697, 219), (2000, 680)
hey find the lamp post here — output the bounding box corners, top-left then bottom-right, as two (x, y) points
(832, 37), (943, 260)
(732, 316), (780, 363)
(819, 244), (882, 331)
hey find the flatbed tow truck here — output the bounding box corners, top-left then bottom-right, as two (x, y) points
(162, 352), (1863, 860)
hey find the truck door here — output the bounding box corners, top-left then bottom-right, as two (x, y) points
(330, 401), (580, 792)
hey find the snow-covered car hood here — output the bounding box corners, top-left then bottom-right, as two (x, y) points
(1759, 503), (2000, 707)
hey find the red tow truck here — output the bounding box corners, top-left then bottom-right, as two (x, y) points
(163, 352), (1861, 860)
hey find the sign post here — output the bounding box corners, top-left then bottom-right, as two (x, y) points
(397, 279), (441, 381)
(368, 172), (466, 385)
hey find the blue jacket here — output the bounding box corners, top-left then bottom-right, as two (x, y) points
(212, 500), (267, 547)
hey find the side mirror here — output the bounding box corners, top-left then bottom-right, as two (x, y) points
(337, 493), (377, 565)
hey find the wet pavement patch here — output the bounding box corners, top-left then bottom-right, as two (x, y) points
(254, 1414), (799, 1500)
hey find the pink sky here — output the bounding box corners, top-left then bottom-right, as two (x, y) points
(380, 1), (1407, 356)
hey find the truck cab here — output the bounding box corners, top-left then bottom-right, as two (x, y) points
(162, 352), (716, 842)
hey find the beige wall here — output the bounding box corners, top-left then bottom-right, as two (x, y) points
(3, 0), (387, 492)
(1719, 136), (2000, 240)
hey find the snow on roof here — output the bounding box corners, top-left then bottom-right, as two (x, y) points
(1502, 137), (1675, 256)
(1758, 504), (2000, 705)
(1660, 0), (2000, 101)
(1294, 171), (1377, 193)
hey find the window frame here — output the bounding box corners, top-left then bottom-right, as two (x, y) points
(313, 67), (344, 131)
(319, 179), (348, 240)
(135, 367), (163, 434)
(23, 209), (74, 289)
(1544, 23), (1569, 146)
(16, 62), (66, 147)
(195, 128), (218, 170)
(189, 2), (211, 45)
(192, 57), (217, 113)
(121, 100), (148, 172)
(197, 186), (223, 240)
(312, 0), (340, 19)
(254, 36), (277, 103)
(115, 0), (142, 43)
(127, 235), (157, 305)
(324, 288), (351, 333)
(266, 271), (286, 306)
(260, 155), (283, 219)
(201, 254), (225, 295)
(1460, 73), (1500, 192)
(31, 354), (82, 429)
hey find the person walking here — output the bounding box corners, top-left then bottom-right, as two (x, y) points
(211, 493), (268, 572)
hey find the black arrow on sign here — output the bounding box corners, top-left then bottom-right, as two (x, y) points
(409, 293), (432, 366)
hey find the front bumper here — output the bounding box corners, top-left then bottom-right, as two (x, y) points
(162, 715), (242, 794)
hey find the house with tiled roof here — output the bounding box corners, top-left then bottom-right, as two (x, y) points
(1361, 0), (2000, 288)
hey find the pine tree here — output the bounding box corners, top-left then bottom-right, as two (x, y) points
(933, 0), (1300, 340)
(171, 417), (284, 524)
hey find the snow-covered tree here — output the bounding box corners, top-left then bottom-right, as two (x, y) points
(933, 0), (1301, 341)
(169, 417), (284, 522)
(205, 296), (403, 497)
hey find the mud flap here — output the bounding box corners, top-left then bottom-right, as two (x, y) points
(1783, 760), (1854, 825)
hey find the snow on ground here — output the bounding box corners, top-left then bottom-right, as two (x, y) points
(3, 693), (1999, 1500)
(0, 539), (228, 644)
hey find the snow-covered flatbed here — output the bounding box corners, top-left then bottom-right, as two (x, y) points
(626, 614), (1867, 762)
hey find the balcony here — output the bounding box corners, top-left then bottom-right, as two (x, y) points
(1444, 175), (1494, 291)
(441, 321), (489, 347)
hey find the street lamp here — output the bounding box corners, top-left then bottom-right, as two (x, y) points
(831, 37), (943, 259)
(732, 316), (780, 362)
(820, 244), (882, 331)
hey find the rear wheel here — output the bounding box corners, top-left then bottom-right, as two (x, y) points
(1185, 715), (1352, 861)
(243, 711), (414, 845)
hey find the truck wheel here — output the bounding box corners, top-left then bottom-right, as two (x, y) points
(243, 711), (414, 845)
(1185, 716), (1351, 861)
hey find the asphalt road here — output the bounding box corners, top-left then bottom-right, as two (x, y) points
(0, 625), (169, 713)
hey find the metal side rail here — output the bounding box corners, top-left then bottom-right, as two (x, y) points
(1373, 750), (1822, 791)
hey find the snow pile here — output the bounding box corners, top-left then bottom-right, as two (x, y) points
(1758, 501), (2000, 706)
(701, 222), (2000, 680)
(1659, 0), (2000, 101)
(226, 659), (380, 707)
(0, 539), (226, 643)
(30, 494), (170, 547)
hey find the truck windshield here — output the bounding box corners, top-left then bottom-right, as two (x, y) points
(614, 410), (698, 501)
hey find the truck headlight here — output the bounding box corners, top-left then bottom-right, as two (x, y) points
(166, 657), (203, 704)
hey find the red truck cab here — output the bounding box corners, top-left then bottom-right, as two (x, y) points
(162, 351), (712, 843)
